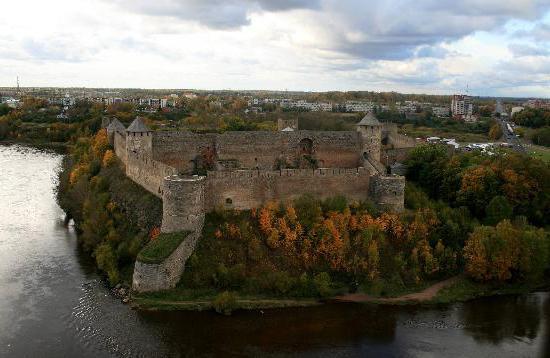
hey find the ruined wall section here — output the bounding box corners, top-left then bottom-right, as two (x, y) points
(382, 123), (417, 149)
(132, 230), (201, 292)
(204, 168), (371, 211)
(152, 131), (216, 173)
(215, 131), (362, 170)
(149, 130), (363, 173)
(381, 147), (415, 166)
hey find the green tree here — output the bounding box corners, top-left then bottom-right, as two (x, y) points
(531, 127), (550, 147)
(485, 196), (513, 225)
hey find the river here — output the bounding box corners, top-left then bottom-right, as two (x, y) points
(0, 144), (548, 358)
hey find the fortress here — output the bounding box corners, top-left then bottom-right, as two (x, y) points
(107, 114), (409, 292)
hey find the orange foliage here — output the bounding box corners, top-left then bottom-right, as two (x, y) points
(149, 227), (161, 241)
(102, 150), (115, 167)
(91, 129), (109, 159)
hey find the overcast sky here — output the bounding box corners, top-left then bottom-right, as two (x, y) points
(1, 0), (550, 97)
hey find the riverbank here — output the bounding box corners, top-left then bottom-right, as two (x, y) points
(0, 139), (68, 152)
(130, 276), (550, 312)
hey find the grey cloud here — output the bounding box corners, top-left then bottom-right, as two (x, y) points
(320, 0), (550, 60)
(415, 45), (450, 59)
(109, 0), (550, 62)
(111, 0), (320, 29)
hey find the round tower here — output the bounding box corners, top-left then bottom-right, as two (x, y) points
(161, 175), (206, 234)
(356, 112), (382, 162)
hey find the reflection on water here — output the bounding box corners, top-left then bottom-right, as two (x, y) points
(462, 294), (541, 344)
(0, 144), (548, 358)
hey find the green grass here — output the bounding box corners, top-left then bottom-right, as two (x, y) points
(131, 288), (320, 312)
(528, 145), (550, 163)
(399, 125), (489, 143)
(137, 231), (190, 264)
(433, 277), (549, 304)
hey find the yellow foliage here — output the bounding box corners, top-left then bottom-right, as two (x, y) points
(91, 129), (109, 159)
(102, 150), (115, 167)
(69, 163), (87, 185)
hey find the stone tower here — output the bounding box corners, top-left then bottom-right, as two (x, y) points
(356, 112), (382, 162)
(126, 116), (152, 155)
(161, 175), (206, 234)
(106, 118), (126, 146)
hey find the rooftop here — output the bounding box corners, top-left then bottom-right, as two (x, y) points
(126, 116), (150, 133)
(356, 112), (381, 126)
(107, 118), (126, 132)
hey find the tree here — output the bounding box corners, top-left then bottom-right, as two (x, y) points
(531, 127), (550, 147)
(488, 122), (503, 140)
(485, 196), (513, 225)
(464, 220), (548, 282)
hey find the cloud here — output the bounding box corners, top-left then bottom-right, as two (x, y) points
(1, 0), (550, 97)
(509, 43), (550, 56)
(22, 38), (95, 63)
(515, 22), (550, 41)
(110, 0), (320, 29)
(306, 0), (550, 60)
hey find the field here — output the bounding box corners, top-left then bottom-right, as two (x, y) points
(527, 144), (550, 163)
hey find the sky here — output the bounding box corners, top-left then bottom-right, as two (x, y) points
(1, 0), (550, 97)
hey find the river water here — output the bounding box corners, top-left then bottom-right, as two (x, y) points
(0, 144), (548, 358)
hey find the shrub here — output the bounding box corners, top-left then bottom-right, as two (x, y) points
(321, 195), (348, 213)
(213, 291), (238, 315)
(293, 194), (322, 230)
(95, 243), (120, 284)
(313, 272), (332, 298)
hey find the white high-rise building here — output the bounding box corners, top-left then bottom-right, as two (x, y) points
(451, 95), (474, 121)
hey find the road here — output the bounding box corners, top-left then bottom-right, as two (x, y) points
(494, 99), (526, 153)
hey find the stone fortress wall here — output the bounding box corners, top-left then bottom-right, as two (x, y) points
(106, 114), (408, 292)
(151, 130), (363, 173)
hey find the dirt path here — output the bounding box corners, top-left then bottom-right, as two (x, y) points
(334, 276), (460, 304)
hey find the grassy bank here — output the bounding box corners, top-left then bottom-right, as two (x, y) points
(132, 290), (319, 312)
(433, 277), (550, 304)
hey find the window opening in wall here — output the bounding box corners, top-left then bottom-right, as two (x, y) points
(226, 198), (233, 205)
(298, 138), (313, 155)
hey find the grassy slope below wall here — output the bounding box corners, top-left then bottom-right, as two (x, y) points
(57, 152), (162, 284)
